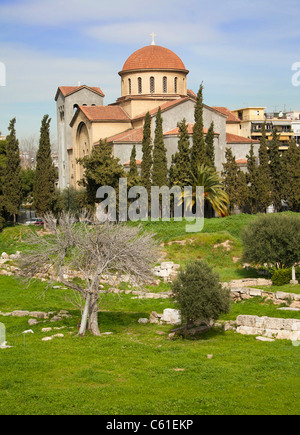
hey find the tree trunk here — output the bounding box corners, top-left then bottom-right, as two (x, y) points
(88, 292), (101, 336)
(78, 293), (90, 336)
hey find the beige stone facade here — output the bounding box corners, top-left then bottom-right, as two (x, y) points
(55, 44), (262, 190)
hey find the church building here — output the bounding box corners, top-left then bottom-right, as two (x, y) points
(55, 39), (256, 190)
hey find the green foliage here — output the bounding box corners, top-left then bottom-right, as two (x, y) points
(140, 112), (152, 194)
(128, 144), (141, 188)
(3, 118), (22, 222)
(152, 107), (168, 187)
(282, 138), (300, 212)
(0, 138), (6, 196)
(33, 115), (56, 215)
(235, 170), (248, 211)
(271, 269), (292, 286)
(269, 129), (283, 212)
(169, 118), (191, 187)
(0, 138), (6, 229)
(20, 168), (35, 204)
(78, 139), (125, 209)
(50, 186), (86, 217)
(222, 148), (239, 213)
(191, 83), (206, 174)
(182, 164), (229, 217)
(242, 213), (300, 269)
(205, 121), (216, 169)
(172, 260), (231, 326)
(257, 122), (271, 213)
(246, 143), (259, 214)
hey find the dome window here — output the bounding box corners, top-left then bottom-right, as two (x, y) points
(138, 77), (142, 94)
(174, 77), (178, 93)
(150, 76), (155, 94)
(163, 76), (167, 93)
(128, 78), (132, 95)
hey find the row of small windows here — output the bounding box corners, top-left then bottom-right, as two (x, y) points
(128, 77), (179, 95)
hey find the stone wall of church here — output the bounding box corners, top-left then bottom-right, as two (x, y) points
(202, 106), (227, 173)
(57, 88), (103, 190)
(113, 143), (143, 167)
(150, 100), (227, 173)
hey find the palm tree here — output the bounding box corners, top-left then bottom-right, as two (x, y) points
(179, 164), (229, 217)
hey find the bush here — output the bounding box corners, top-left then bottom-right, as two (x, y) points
(171, 260), (231, 327)
(271, 269), (292, 286)
(242, 213), (300, 269)
(271, 267), (300, 286)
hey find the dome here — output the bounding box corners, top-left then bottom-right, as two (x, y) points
(120, 45), (188, 74)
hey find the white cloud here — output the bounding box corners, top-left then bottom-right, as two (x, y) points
(0, 43), (120, 104)
(0, 0), (187, 26)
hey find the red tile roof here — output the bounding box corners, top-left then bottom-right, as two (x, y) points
(107, 128), (143, 143)
(236, 159), (248, 164)
(164, 123), (219, 136)
(226, 133), (259, 143)
(187, 89), (197, 98)
(56, 85), (105, 99)
(212, 107), (240, 123)
(80, 105), (131, 122)
(121, 45), (188, 73)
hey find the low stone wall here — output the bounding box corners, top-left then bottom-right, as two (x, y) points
(235, 315), (300, 341)
(227, 285), (300, 308)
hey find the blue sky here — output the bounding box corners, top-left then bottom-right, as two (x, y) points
(0, 0), (300, 143)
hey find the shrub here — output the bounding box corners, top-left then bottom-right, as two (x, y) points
(171, 260), (231, 328)
(271, 269), (292, 286)
(242, 213), (300, 269)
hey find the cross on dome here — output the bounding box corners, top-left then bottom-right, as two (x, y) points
(150, 32), (156, 45)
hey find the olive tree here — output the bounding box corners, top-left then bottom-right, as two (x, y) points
(242, 213), (300, 270)
(20, 213), (159, 336)
(172, 260), (231, 336)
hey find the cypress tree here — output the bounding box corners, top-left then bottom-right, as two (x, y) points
(78, 139), (125, 209)
(191, 83), (206, 175)
(152, 107), (168, 187)
(221, 147), (239, 214)
(282, 138), (300, 211)
(3, 118), (22, 224)
(128, 144), (141, 187)
(269, 128), (283, 212)
(169, 118), (191, 187)
(205, 121), (216, 169)
(257, 122), (271, 213)
(246, 143), (259, 214)
(0, 138), (6, 229)
(236, 170), (249, 212)
(33, 115), (56, 216)
(140, 112), (152, 194)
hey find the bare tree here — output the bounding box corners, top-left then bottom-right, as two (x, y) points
(19, 135), (38, 169)
(19, 212), (160, 336)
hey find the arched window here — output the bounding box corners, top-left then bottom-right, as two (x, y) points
(128, 78), (131, 95)
(163, 76), (167, 93)
(150, 76), (155, 94)
(174, 77), (178, 93)
(138, 77), (142, 94)
(73, 104), (78, 116)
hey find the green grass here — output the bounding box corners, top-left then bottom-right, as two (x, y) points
(0, 276), (299, 415)
(134, 213), (257, 243)
(0, 215), (300, 415)
(254, 283), (300, 295)
(0, 225), (34, 255)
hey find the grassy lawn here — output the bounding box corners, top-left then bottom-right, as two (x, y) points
(0, 215), (299, 415)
